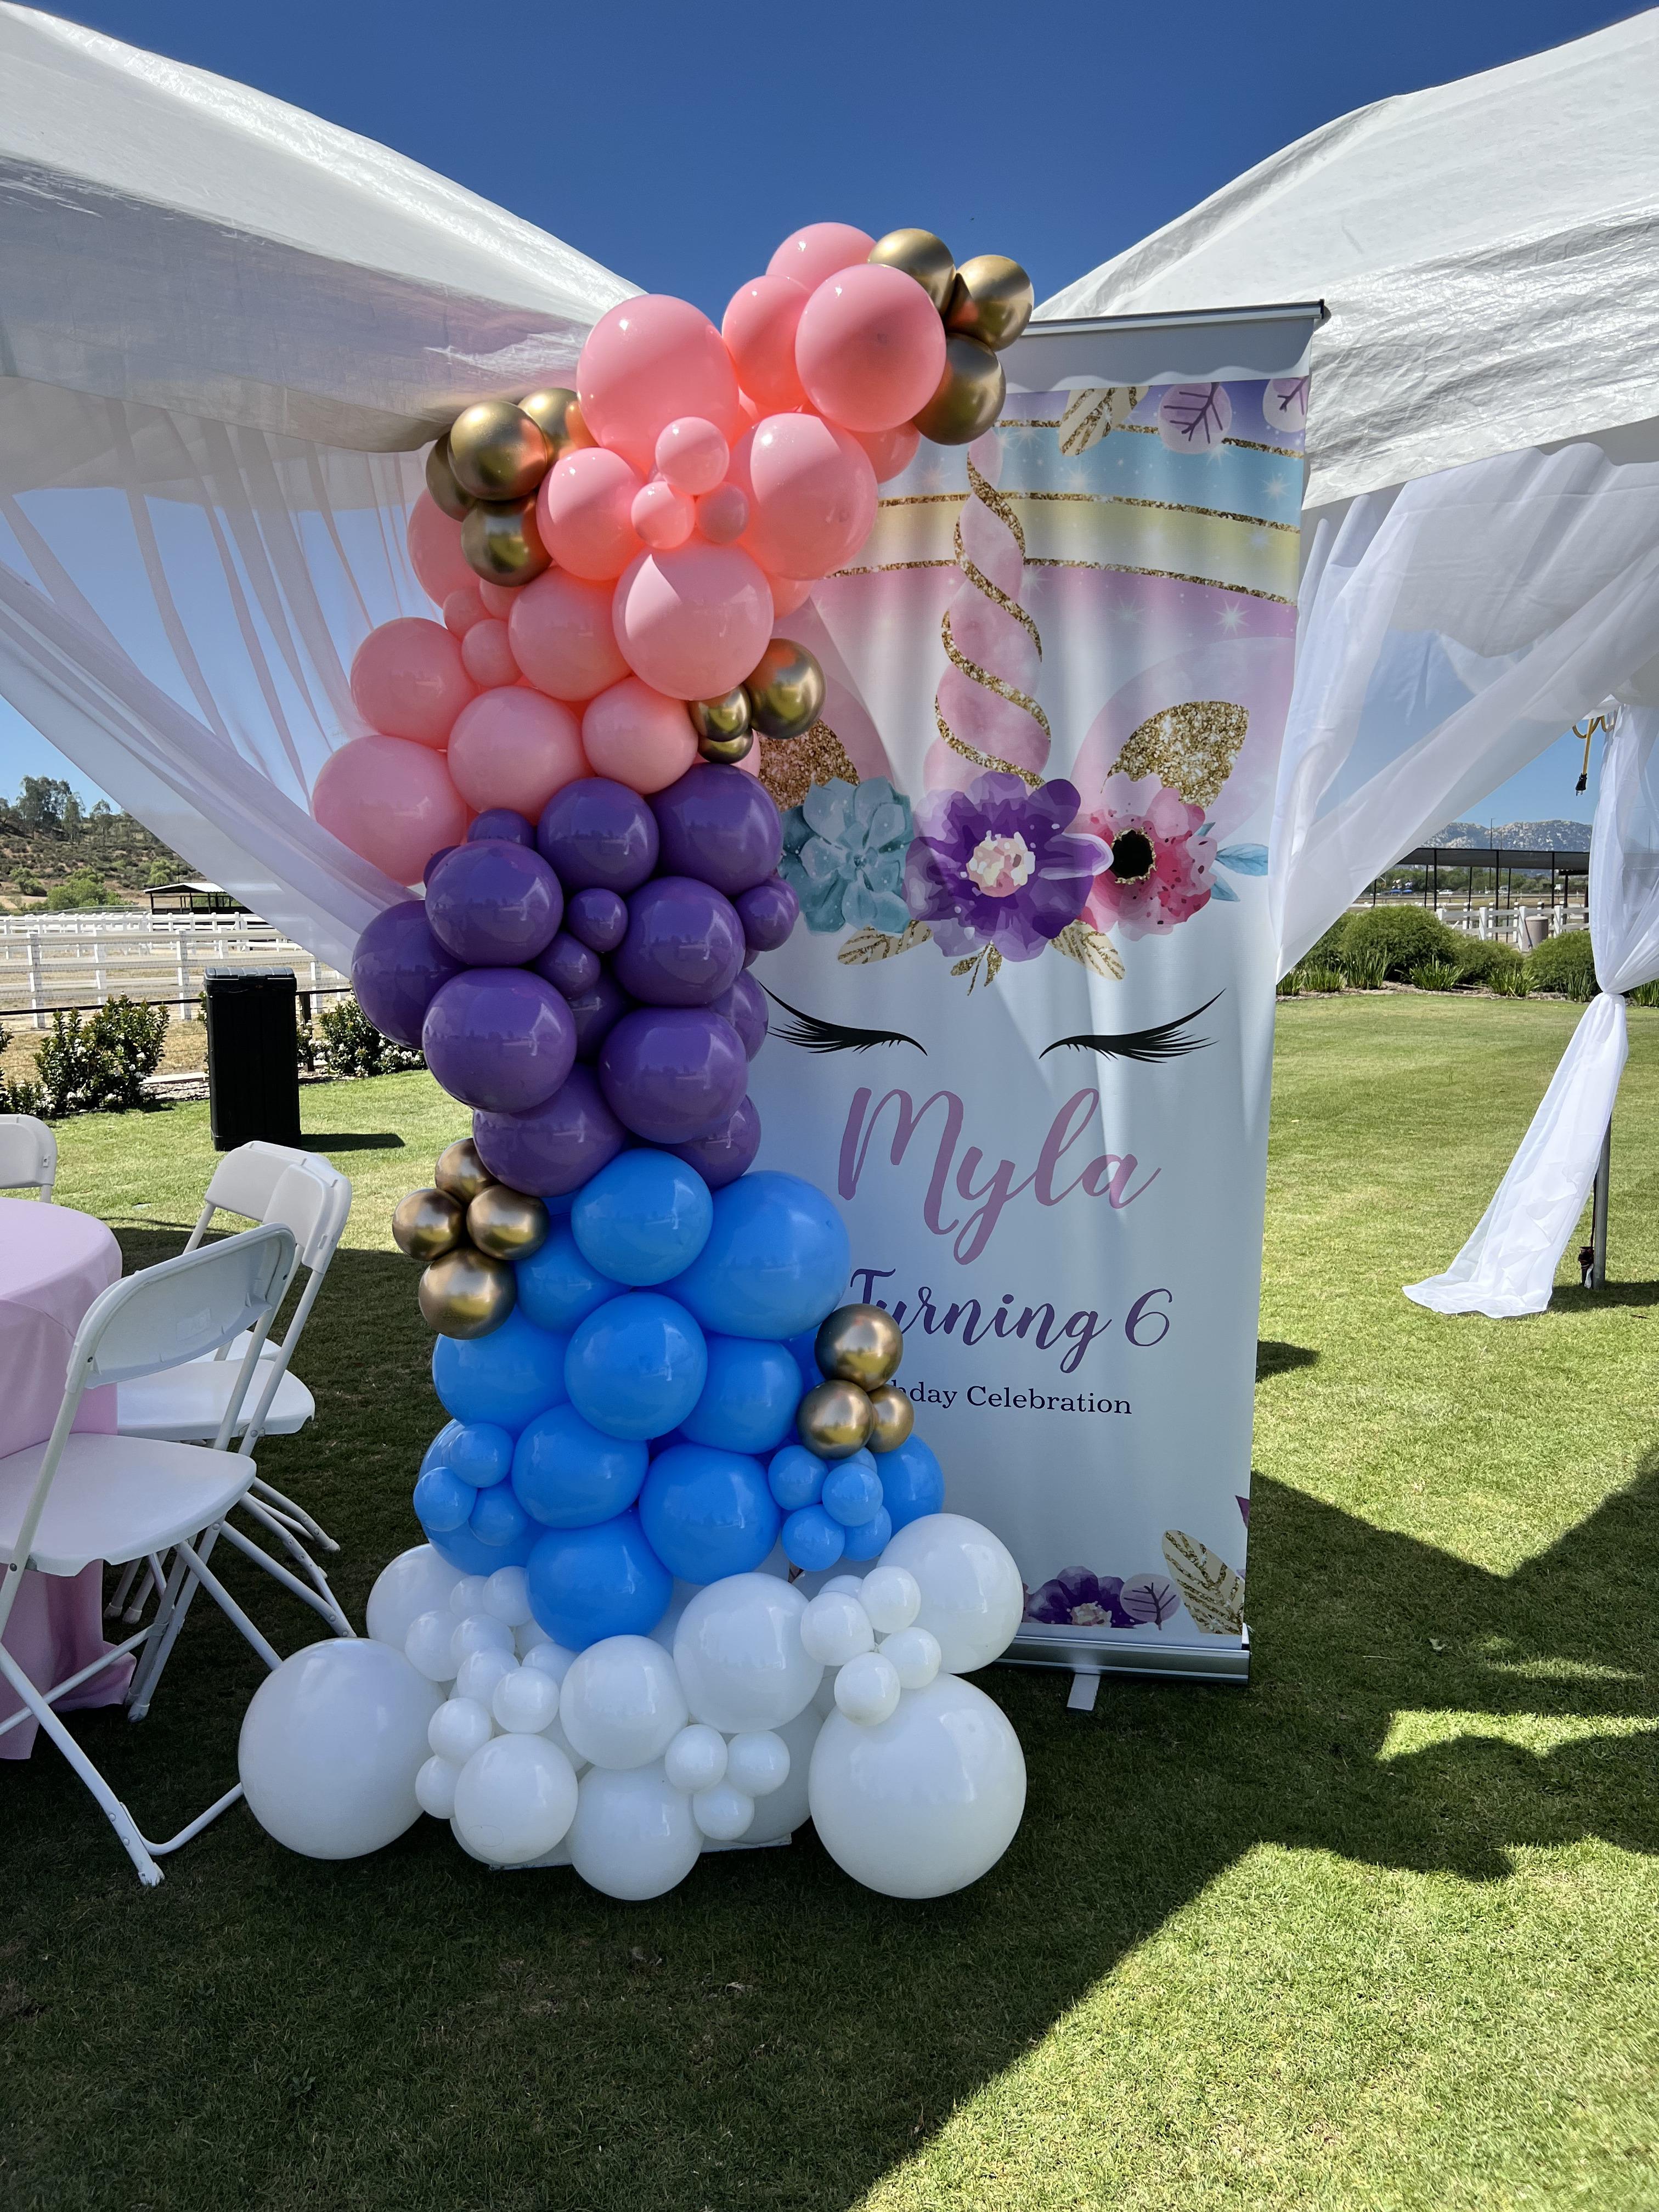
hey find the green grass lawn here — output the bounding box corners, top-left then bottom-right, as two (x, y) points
(4, 996), (1657, 2212)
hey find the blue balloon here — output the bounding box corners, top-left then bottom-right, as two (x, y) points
(768, 1443), (827, 1512)
(841, 1505), (892, 1561)
(421, 1507), (535, 1575)
(781, 1503), (845, 1571)
(670, 1171), (851, 1341)
(878, 1435), (945, 1530)
(785, 1329), (822, 1393)
(680, 1334), (801, 1454)
(432, 1308), (569, 1432)
(512, 1403), (648, 1527)
(413, 1463), (475, 1533)
(516, 1223), (620, 1335)
(571, 1151), (714, 1287)
(565, 1292), (707, 1440)
(637, 1443), (780, 1583)
(442, 1421), (515, 1488)
(526, 1513), (672, 1648)
(470, 1481), (535, 1551)
(822, 1454), (883, 1527)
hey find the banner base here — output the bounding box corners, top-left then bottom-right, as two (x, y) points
(1003, 1622), (1250, 1687)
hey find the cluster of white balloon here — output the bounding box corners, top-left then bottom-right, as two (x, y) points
(238, 1512), (1029, 1900)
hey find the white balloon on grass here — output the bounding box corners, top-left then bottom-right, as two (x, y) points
(725, 1730), (789, 1798)
(450, 1575), (490, 1618)
(452, 1733), (579, 1865)
(673, 1573), (822, 1733)
(742, 1701), (822, 1845)
(567, 1760), (702, 1899)
(484, 1565), (534, 1627)
(451, 1613), (514, 1667)
(492, 1664), (563, 1735)
(560, 1635), (689, 1770)
(799, 1590), (874, 1668)
(664, 1722), (728, 1795)
(428, 1694), (495, 1765)
(455, 1646), (517, 1706)
(366, 1545), (462, 1650)
(405, 1610), (460, 1683)
(878, 1514), (1023, 1673)
(692, 1782), (755, 1841)
(858, 1566), (921, 1635)
(834, 1650), (901, 1726)
(416, 1754), (462, 1820)
(880, 1625), (942, 1690)
(809, 1674), (1026, 1898)
(239, 1639), (439, 1859)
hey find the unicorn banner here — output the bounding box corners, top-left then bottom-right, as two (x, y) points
(749, 308), (1317, 1679)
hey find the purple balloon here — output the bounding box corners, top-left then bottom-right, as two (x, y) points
(736, 876), (799, 953)
(712, 972), (768, 1060)
(422, 845), (458, 888)
(598, 1007), (748, 1144)
(468, 808), (535, 847)
(650, 767), (782, 896)
(613, 877), (746, 1008)
(665, 1097), (761, 1189)
(538, 777), (658, 893)
(423, 968), (575, 1114)
(533, 931), (601, 998)
(473, 1064), (626, 1197)
(425, 840), (563, 967)
(567, 969), (635, 1062)
(565, 885), (629, 954)
(351, 900), (463, 1050)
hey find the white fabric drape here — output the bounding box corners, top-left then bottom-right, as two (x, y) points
(1405, 709), (1659, 1316)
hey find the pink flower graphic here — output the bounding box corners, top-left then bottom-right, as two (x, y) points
(1082, 772), (1217, 941)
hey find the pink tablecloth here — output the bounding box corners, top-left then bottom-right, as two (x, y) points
(0, 1194), (131, 1758)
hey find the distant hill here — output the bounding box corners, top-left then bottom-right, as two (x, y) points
(1430, 820), (1592, 851)
(0, 776), (187, 910)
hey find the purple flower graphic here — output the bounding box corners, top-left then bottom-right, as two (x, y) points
(904, 772), (1105, 962)
(1024, 1566), (1135, 1629)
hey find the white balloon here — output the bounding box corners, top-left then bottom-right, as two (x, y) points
(450, 1613), (514, 1667)
(859, 1565), (921, 1635)
(560, 1635), (689, 1771)
(449, 1814), (571, 1867)
(878, 1514), (1024, 1673)
(821, 1575), (864, 1598)
(725, 1730), (789, 1798)
(664, 1723), (728, 1795)
(881, 1625), (942, 1691)
(452, 1733), (579, 1865)
(492, 1665), (562, 1735)
(404, 1610), (460, 1683)
(673, 1574), (822, 1733)
(366, 1545), (462, 1650)
(455, 1647), (516, 1706)
(809, 1674), (1026, 1898)
(428, 1694), (494, 1764)
(514, 1619), (548, 1658)
(415, 1754), (461, 1819)
(484, 1565), (534, 1627)
(811, 1668), (840, 1720)
(834, 1651), (901, 1726)
(742, 1702), (822, 1845)
(692, 1782), (755, 1840)
(540, 1710), (588, 1771)
(450, 1575), (490, 1619)
(567, 1760), (702, 1899)
(520, 1639), (577, 1686)
(800, 1590), (874, 1668)
(239, 1640), (439, 1859)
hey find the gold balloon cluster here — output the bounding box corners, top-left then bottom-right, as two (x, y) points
(867, 229), (1034, 447)
(794, 1303), (916, 1460)
(689, 638), (825, 764)
(426, 391), (594, 588)
(392, 1138), (550, 1339)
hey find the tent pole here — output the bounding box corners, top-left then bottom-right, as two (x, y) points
(1590, 1120), (1611, 1290)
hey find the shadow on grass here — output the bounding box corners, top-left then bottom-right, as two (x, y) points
(1551, 1278), (1659, 1312)
(1256, 1338), (1319, 1380)
(2, 1236), (1656, 2211)
(303, 1131), (405, 1152)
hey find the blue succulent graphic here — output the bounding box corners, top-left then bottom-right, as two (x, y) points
(779, 777), (914, 936)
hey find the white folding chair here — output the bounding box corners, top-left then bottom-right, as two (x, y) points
(0, 1223), (296, 1886)
(0, 1113), (57, 1199)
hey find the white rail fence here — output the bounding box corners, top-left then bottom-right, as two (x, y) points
(0, 912), (347, 1030)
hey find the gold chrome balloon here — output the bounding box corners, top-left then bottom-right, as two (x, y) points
(815, 1302), (905, 1389)
(797, 1378), (876, 1459)
(867, 228), (956, 314)
(425, 435), (472, 521)
(945, 255), (1035, 352)
(690, 687), (752, 743)
(418, 1247), (517, 1339)
(435, 1137), (494, 1206)
(467, 1183), (550, 1261)
(392, 1186), (466, 1262)
(912, 335), (1007, 446)
(744, 639), (825, 741)
(461, 495), (551, 586)
(517, 387), (592, 458)
(447, 400), (553, 501)
(865, 1382), (916, 1455)
(697, 728), (754, 766)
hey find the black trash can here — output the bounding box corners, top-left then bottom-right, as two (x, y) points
(205, 968), (302, 1152)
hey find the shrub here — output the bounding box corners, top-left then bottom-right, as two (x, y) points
(317, 994), (425, 1078)
(34, 997), (168, 1116)
(1525, 929), (1598, 1001)
(1630, 979), (1659, 1009)
(1297, 964), (1346, 994)
(1343, 946), (1389, 990)
(1491, 963), (1532, 998)
(1409, 960), (1461, 992)
(1451, 938), (1525, 989)
(45, 869), (111, 911)
(1276, 970), (1302, 998)
(1339, 905), (1464, 979)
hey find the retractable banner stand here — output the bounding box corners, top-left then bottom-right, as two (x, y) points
(749, 306), (1318, 1680)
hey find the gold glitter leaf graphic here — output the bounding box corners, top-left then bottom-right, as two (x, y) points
(1160, 1530), (1245, 1636)
(950, 956), (978, 978)
(1058, 385), (1146, 457)
(1054, 922), (1126, 981)
(758, 724), (861, 812)
(1110, 701), (1249, 809)
(837, 922), (932, 966)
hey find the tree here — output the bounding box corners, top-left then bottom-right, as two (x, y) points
(15, 776), (75, 832)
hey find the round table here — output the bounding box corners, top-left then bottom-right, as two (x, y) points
(0, 1194), (132, 1759)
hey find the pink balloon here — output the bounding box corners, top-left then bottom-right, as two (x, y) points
(612, 543), (775, 700)
(407, 493), (476, 606)
(631, 478), (696, 550)
(655, 416), (730, 495)
(768, 223), (876, 295)
(478, 581), (520, 618)
(697, 483), (750, 545)
(349, 617), (476, 748)
(722, 276), (810, 412)
(461, 618), (520, 690)
(795, 264), (947, 433)
(443, 585), (488, 636)
(447, 688), (587, 817)
(312, 733), (466, 884)
(538, 447), (644, 580)
(577, 296), (746, 475)
(582, 678), (699, 793)
(509, 569), (630, 701)
(769, 575), (813, 616)
(852, 421), (921, 483)
(729, 415), (878, 579)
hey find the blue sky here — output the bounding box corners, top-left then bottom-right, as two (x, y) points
(0, 0), (1629, 827)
